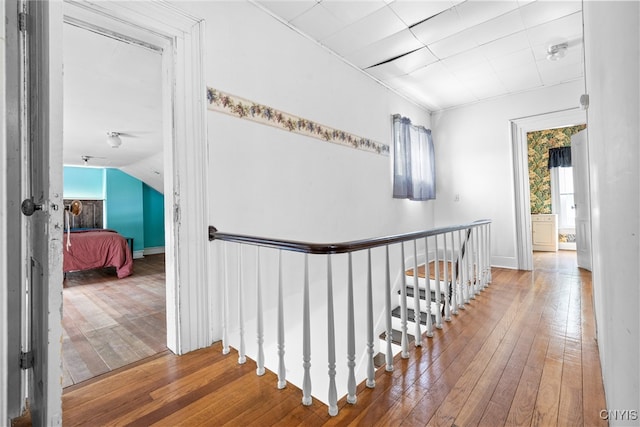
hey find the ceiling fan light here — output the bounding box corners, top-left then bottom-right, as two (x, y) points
(106, 132), (122, 148)
(546, 42), (568, 61)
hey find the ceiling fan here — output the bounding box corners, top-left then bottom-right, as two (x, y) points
(81, 155), (106, 165)
(106, 130), (149, 148)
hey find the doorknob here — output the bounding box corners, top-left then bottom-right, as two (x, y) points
(21, 198), (43, 216)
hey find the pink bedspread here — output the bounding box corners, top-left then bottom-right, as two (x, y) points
(63, 229), (133, 278)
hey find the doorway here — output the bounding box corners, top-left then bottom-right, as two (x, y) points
(61, 21), (168, 386)
(511, 108), (588, 270)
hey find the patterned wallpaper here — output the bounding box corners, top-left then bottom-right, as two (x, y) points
(528, 124), (586, 214)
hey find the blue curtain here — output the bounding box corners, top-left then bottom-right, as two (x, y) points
(392, 114), (436, 201)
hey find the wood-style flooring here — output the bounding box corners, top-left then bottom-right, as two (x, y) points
(62, 251), (607, 426)
(62, 254), (167, 386)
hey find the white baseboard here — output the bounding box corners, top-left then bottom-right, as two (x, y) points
(144, 246), (165, 256)
(491, 256), (517, 270)
(133, 250), (145, 259)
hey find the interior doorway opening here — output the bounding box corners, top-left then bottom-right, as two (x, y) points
(60, 16), (168, 386)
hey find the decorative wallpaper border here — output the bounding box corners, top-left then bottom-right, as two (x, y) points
(206, 87), (389, 156)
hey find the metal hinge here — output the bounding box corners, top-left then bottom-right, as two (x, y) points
(18, 12), (28, 33)
(20, 351), (34, 370)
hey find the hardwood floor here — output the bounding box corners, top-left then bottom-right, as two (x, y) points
(62, 251), (607, 426)
(62, 254), (167, 386)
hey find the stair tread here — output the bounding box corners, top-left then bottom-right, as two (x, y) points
(390, 306), (436, 325)
(405, 261), (454, 281)
(379, 329), (415, 345)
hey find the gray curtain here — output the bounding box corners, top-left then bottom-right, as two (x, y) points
(548, 146), (572, 168)
(392, 114), (436, 201)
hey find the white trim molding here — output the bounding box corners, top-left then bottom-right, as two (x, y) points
(510, 108), (586, 270)
(63, 1), (210, 354)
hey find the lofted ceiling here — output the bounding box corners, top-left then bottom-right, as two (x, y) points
(256, 0), (584, 112)
(62, 22), (164, 193)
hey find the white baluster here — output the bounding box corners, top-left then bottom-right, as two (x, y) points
(488, 223), (492, 283)
(433, 235), (443, 329)
(366, 249), (376, 387)
(423, 237), (434, 338)
(384, 245), (394, 371)
(302, 253), (312, 405)
(277, 250), (286, 389)
(222, 242), (230, 354)
(412, 240), (422, 346)
(256, 247), (264, 375)
(346, 252), (357, 403)
(474, 227), (481, 295)
(443, 233), (451, 322)
(399, 243), (409, 359)
(480, 226), (487, 290)
(457, 230), (467, 309)
(450, 232), (458, 316)
(327, 255), (338, 416)
(468, 229), (476, 300)
(237, 246), (246, 364)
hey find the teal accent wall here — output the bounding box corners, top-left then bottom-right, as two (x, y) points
(63, 167), (105, 199)
(143, 184), (165, 248)
(105, 169), (144, 253)
(63, 166), (166, 253)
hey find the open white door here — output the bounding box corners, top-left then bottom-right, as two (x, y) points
(14, 0), (64, 424)
(571, 129), (592, 271)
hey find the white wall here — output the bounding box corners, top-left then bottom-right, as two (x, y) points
(172, 1), (438, 399)
(583, 2), (640, 423)
(176, 1), (434, 243)
(431, 80), (584, 268)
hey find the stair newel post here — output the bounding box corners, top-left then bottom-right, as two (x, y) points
(449, 232), (458, 316)
(423, 236), (434, 338)
(302, 253), (312, 405)
(326, 255), (338, 416)
(443, 233), (451, 322)
(346, 252), (358, 403)
(384, 245), (394, 371)
(222, 242), (230, 354)
(433, 235), (443, 329)
(256, 247), (265, 375)
(276, 250), (286, 389)
(237, 245), (246, 364)
(456, 229), (466, 309)
(412, 240), (422, 346)
(366, 249), (376, 387)
(399, 243), (409, 359)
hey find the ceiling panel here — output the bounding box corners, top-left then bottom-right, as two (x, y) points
(321, 5), (407, 56)
(245, 1), (585, 111)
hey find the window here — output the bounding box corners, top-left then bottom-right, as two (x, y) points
(555, 166), (575, 228)
(392, 114), (436, 201)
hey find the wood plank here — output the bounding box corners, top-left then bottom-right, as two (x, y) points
(61, 252), (607, 427)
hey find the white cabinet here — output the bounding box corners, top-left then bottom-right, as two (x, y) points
(532, 214), (558, 252)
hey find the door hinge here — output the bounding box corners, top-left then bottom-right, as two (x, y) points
(18, 12), (28, 33)
(20, 351), (34, 370)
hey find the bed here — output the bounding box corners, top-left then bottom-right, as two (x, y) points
(63, 229), (134, 278)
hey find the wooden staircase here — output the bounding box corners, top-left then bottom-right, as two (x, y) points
(375, 260), (459, 368)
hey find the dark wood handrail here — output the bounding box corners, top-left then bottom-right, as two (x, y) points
(208, 219), (491, 255)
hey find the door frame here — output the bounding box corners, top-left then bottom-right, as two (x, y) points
(60, 0), (212, 356)
(511, 107), (587, 270)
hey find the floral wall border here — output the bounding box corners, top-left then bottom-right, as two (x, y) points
(206, 87), (390, 156)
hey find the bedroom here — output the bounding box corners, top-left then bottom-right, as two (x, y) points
(61, 20), (167, 386)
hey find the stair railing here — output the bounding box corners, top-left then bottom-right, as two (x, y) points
(208, 219), (491, 416)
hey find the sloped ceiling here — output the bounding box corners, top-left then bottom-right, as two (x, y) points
(257, 0), (584, 111)
(62, 22), (164, 193)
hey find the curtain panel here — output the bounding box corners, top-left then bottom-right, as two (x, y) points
(548, 146), (572, 169)
(392, 114), (436, 201)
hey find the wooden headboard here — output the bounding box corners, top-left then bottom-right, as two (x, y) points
(63, 199), (104, 229)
